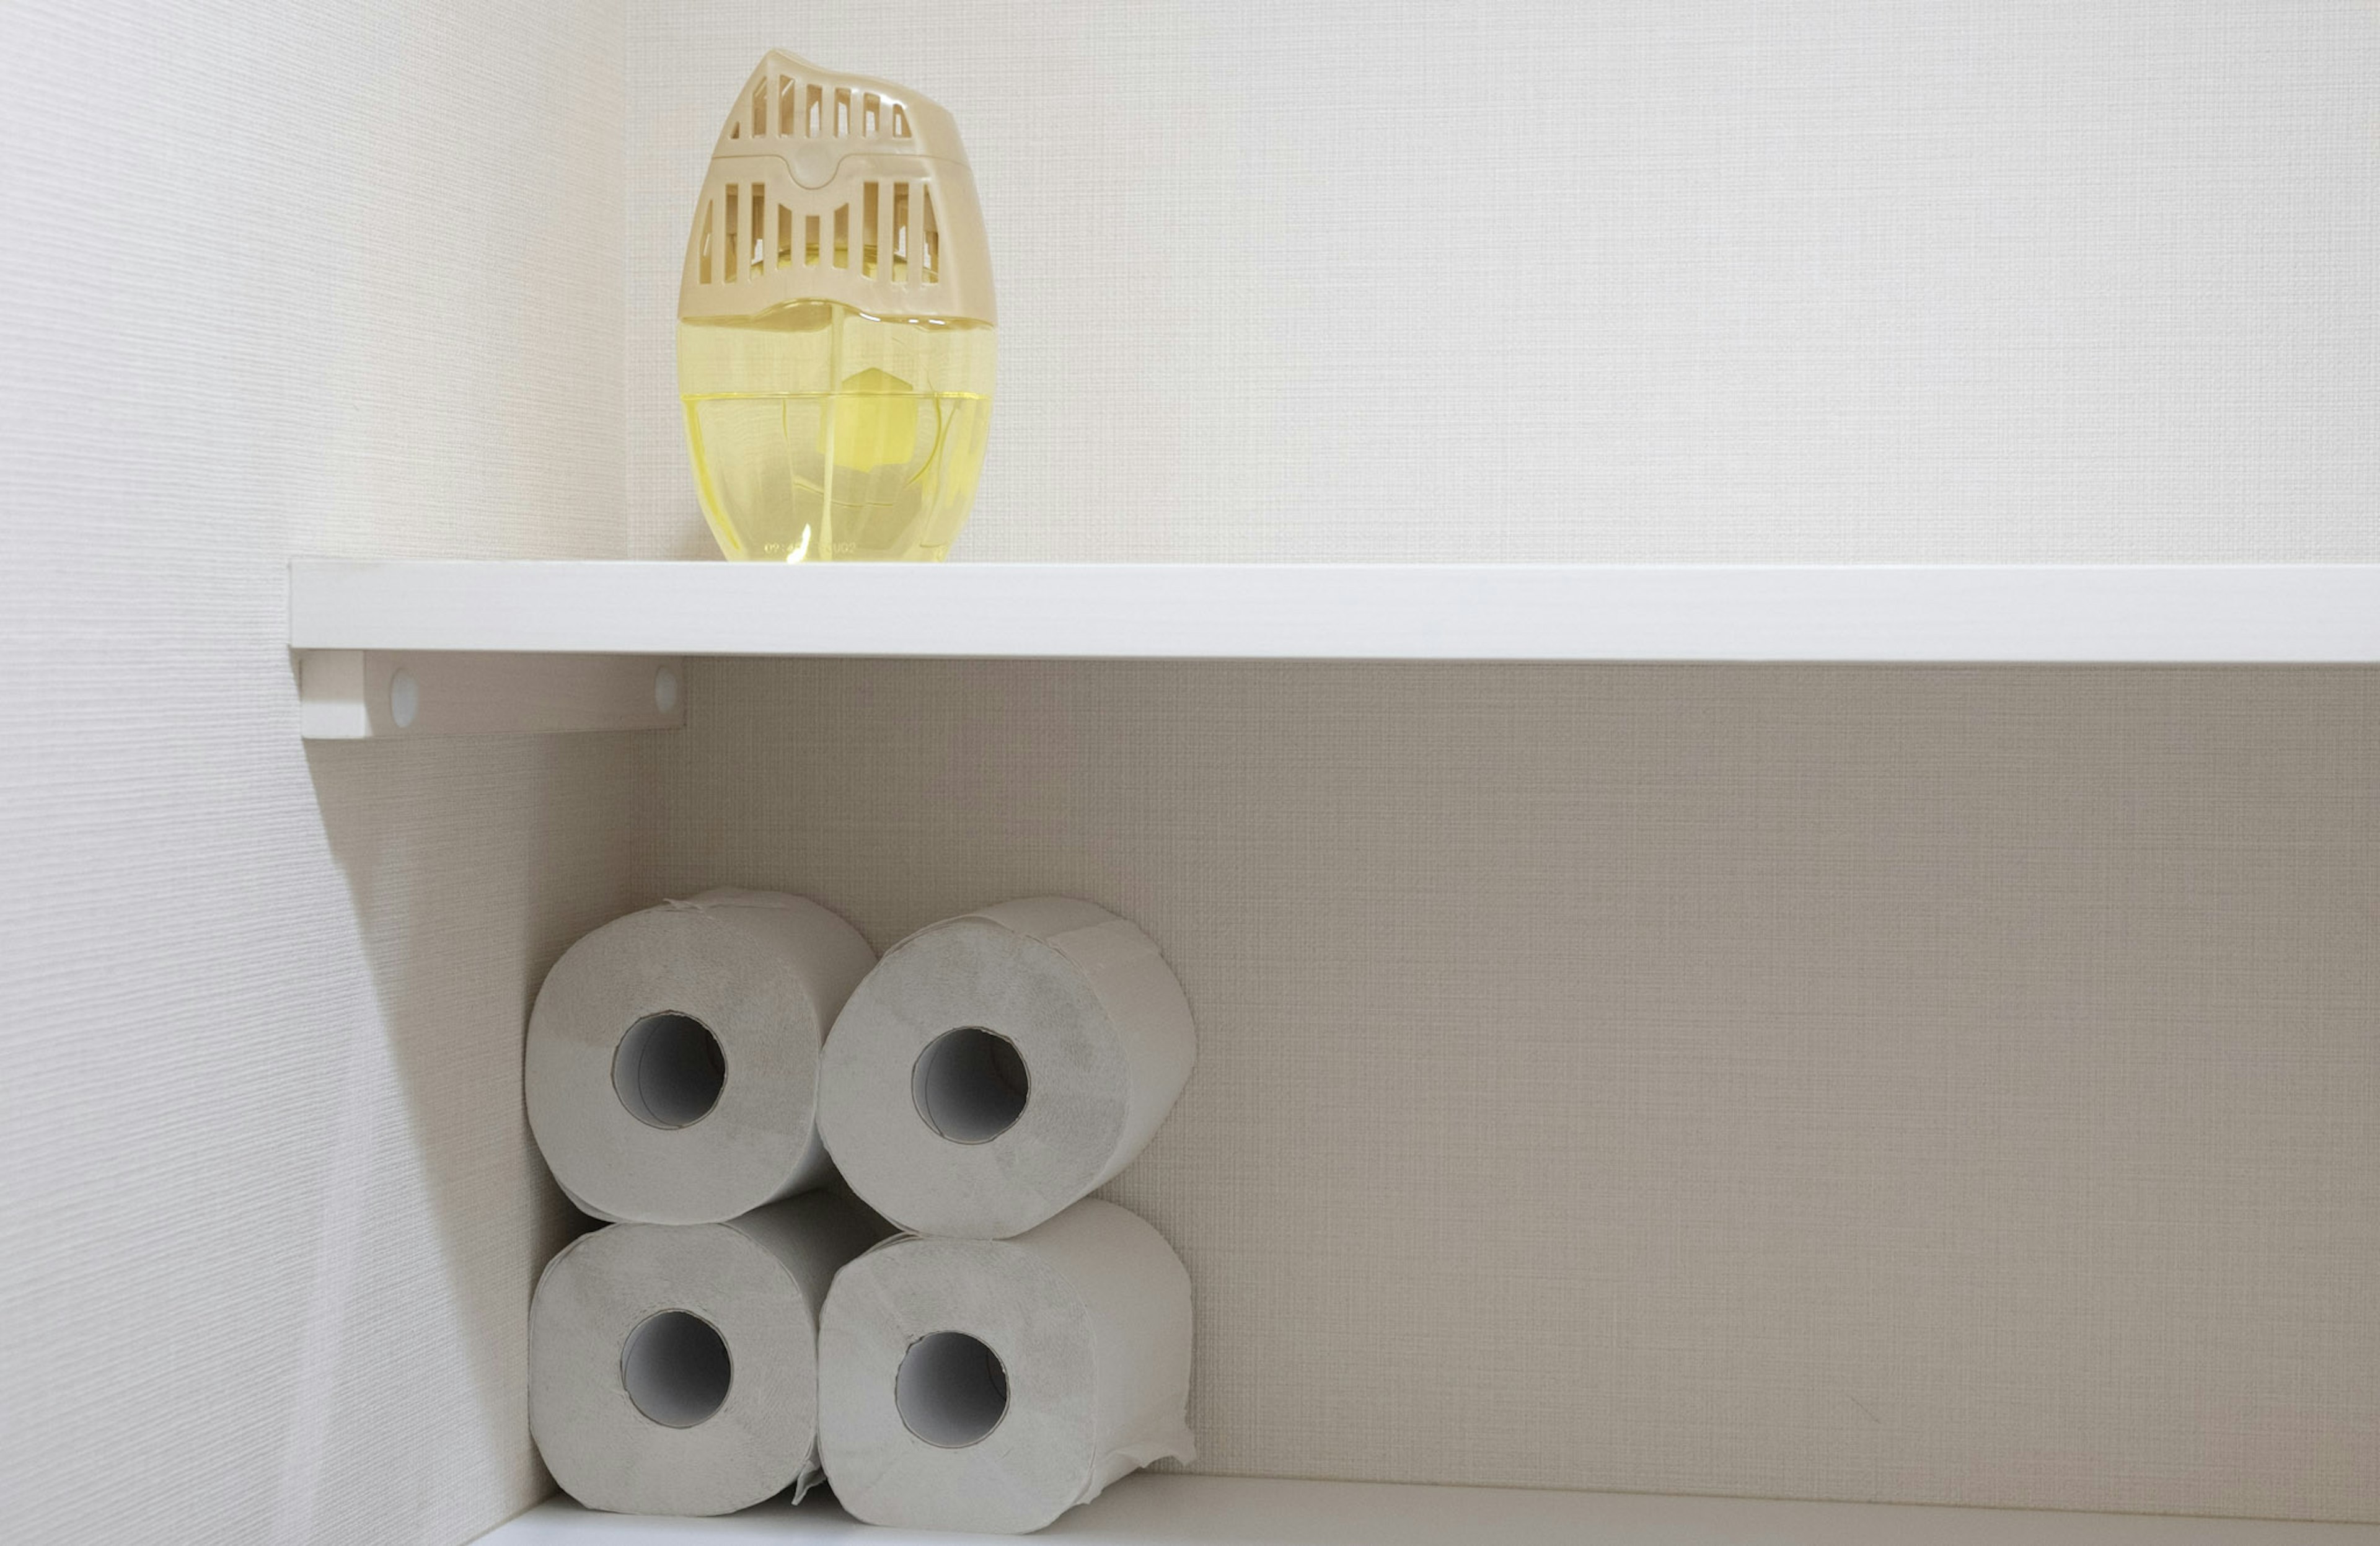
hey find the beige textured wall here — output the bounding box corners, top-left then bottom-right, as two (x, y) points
(655, 660), (2380, 1521)
(0, 3), (654, 1542)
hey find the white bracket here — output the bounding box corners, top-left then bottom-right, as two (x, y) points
(298, 651), (686, 739)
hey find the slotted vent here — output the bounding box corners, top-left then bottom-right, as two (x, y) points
(689, 179), (945, 291)
(682, 54), (985, 320)
(723, 184), (738, 284)
(921, 184), (938, 281)
(724, 70), (917, 143)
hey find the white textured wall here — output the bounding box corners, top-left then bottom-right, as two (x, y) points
(627, 1), (2379, 563)
(0, 4), (648, 1543)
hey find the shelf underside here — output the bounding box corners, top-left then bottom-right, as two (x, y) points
(478, 1475), (2380, 1545)
(290, 562), (2380, 664)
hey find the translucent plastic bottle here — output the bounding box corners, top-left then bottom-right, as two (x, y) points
(678, 53), (995, 562)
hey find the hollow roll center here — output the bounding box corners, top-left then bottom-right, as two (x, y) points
(910, 1026), (1029, 1144)
(621, 1310), (732, 1428)
(613, 1012), (726, 1129)
(895, 1331), (1010, 1448)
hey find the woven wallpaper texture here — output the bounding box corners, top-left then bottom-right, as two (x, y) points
(0, 4), (653, 1544)
(625, 1), (2379, 564)
(620, 4), (2380, 1517)
(5, 1), (2378, 1540)
(656, 659), (2380, 1521)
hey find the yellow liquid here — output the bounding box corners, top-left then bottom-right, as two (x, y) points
(679, 300), (994, 561)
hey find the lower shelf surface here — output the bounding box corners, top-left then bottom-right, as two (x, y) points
(477, 1473), (2380, 1544)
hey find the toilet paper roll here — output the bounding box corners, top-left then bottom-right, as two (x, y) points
(527, 890), (876, 1224)
(818, 897), (1196, 1239)
(529, 1190), (888, 1516)
(818, 1198), (1196, 1535)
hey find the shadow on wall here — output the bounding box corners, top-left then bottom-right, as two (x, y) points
(646, 656), (2380, 1522)
(289, 731), (659, 1530)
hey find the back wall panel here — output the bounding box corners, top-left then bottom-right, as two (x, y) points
(656, 658), (2380, 1522)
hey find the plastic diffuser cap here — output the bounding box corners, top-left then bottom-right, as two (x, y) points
(679, 51), (996, 327)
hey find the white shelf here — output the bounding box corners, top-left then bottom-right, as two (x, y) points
(477, 1475), (2380, 1544)
(290, 562), (2380, 663)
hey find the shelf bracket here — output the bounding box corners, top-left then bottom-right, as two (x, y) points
(297, 650), (686, 739)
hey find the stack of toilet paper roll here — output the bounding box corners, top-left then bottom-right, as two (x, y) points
(524, 889), (881, 1514)
(523, 890), (1198, 1534)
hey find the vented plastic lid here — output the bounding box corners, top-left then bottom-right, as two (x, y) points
(679, 51), (995, 325)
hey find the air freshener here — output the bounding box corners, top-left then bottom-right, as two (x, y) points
(678, 53), (995, 562)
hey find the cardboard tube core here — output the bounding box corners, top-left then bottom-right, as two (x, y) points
(909, 1027), (1029, 1144)
(613, 1012), (726, 1129)
(894, 1331), (1009, 1448)
(620, 1310), (733, 1428)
